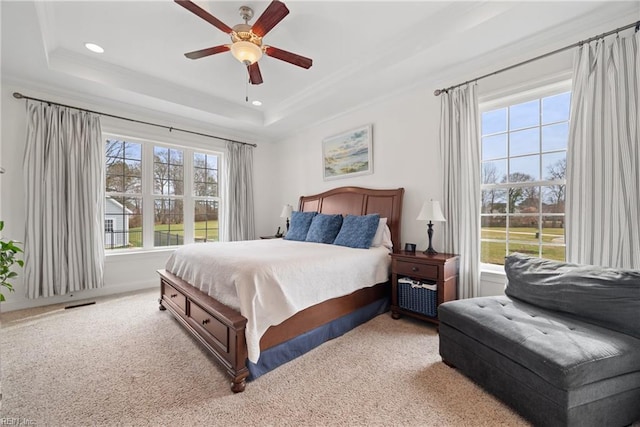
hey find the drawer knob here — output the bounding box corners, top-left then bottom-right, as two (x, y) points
(202, 318), (210, 325)
(411, 267), (419, 272)
(170, 293), (178, 298)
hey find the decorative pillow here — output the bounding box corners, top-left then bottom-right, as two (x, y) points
(333, 214), (380, 249)
(284, 211), (317, 241)
(504, 252), (640, 339)
(305, 213), (343, 244)
(370, 218), (388, 247)
(380, 224), (393, 250)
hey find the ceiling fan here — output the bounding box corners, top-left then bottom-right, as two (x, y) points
(175, 0), (313, 85)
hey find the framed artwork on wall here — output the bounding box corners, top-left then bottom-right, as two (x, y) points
(322, 124), (373, 181)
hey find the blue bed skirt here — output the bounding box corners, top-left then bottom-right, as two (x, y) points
(247, 296), (390, 381)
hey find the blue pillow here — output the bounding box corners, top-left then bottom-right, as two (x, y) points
(333, 214), (380, 249)
(305, 214), (343, 244)
(284, 211), (317, 241)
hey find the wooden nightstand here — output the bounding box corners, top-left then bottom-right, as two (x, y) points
(390, 251), (459, 325)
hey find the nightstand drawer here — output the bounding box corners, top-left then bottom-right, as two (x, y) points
(395, 261), (438, 280)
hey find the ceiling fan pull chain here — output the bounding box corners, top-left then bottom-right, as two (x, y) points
(245, 75), (249, 102)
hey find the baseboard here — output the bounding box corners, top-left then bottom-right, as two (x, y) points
(0, 280), (157, 313)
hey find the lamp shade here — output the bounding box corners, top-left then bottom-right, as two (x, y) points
(417, 200), (446, 222)
(230, 41), (263, 65)
(280, 204), (293, 218)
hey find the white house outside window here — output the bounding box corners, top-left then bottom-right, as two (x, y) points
(480, 85), (570, 266)
(105, 136), (222, 251)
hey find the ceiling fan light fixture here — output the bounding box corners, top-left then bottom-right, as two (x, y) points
(230, 41), (263, 65)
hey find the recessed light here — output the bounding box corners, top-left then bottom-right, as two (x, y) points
(85, 43), (104, 54)
(252, 100), (262, 106)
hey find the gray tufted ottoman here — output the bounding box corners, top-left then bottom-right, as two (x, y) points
(438, 254), (640, 427)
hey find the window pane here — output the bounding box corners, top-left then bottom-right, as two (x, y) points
(481, 189), (507, 214)
(508, 243), (540, 258)
(509, 100), (539, 130)
(511, 186), (540, 214)
(541, 185), (565, 213)
(542, 122), (568, 152)
(510, 128), (539, 157)
(542, 92), (571, 124)
(104, 196), (142, 250)
(509, 155), (539, 181)
(542, 245), (566, 262)
(481, 241), (506, 265)
(482, 160), (507, 184)
(482, 134), (507, 160)
(541, 215), (565, 243)
(106, 140), (142, 195)
(481, 216), (507, 264)
(542, 153), (566, 181)
(154, 199), (184, 246)
(154, 147), (184, 196)
(193, 152), (219, 197)
(194, 200), (219, 242)
(481, 215), (506, 237)
(508, 216), (539, 242)
(482, 108), (507, 135)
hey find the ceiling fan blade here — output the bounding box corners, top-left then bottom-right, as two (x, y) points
(184, 45), (230, 60)
(248, 62), (263, 85)
(265, 46), (313, 69)
(175, 0), (233, 34)
(251, 0), (289, 37)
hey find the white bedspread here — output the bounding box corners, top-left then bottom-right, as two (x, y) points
(165, 239), (391, 363)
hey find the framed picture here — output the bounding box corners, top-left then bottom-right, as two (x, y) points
(322, 124), (373, 181)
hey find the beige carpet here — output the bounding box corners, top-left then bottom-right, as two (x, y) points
(0, 289), (530, 426)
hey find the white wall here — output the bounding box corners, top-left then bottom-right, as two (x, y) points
(271, 87), (442, 252)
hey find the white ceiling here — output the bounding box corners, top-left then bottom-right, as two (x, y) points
(2, 1), (639, 142)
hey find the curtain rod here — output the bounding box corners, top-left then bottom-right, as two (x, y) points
(12, 92), (257, 148)
(434, 20), (640, 96)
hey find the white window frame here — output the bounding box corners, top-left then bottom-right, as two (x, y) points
(104, 132), (224, 254)
(479, 79), (571, 272)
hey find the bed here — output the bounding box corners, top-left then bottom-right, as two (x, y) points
(158, 186), (404, 392)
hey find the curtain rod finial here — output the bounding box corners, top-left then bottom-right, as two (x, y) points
(13, 92), (24, 99)
(434, 89), (442, 96)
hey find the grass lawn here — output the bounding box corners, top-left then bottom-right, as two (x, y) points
(482, 226), (565, 265)
(127, 221), (219, 247)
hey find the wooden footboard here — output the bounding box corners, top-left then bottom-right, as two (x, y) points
(158, 268), (389, 392)
(158, 269), (249, 392)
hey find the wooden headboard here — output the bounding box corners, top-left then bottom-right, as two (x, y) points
(298, 186), (404, 251)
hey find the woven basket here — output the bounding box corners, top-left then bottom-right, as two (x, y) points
(398, 279), (437, 317)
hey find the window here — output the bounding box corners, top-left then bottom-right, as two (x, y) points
(193, 153), (219, 242)
(104, 137), (222, 251)
(105, 140), (143, 249)
(480, 88), (570, 266)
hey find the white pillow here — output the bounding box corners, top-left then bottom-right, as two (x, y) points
(371, 218), (393, 249)
(380, 224), (393, 250)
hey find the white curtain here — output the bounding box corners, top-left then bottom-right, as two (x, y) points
(566, 31), (640, 269)
(440, 85), (481, 299)
(23, 102), (105, 298)
(223, 142), (255, 241)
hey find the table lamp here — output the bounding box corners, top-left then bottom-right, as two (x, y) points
(416, 200), (447, 254)
(280, 204), (293, 231)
